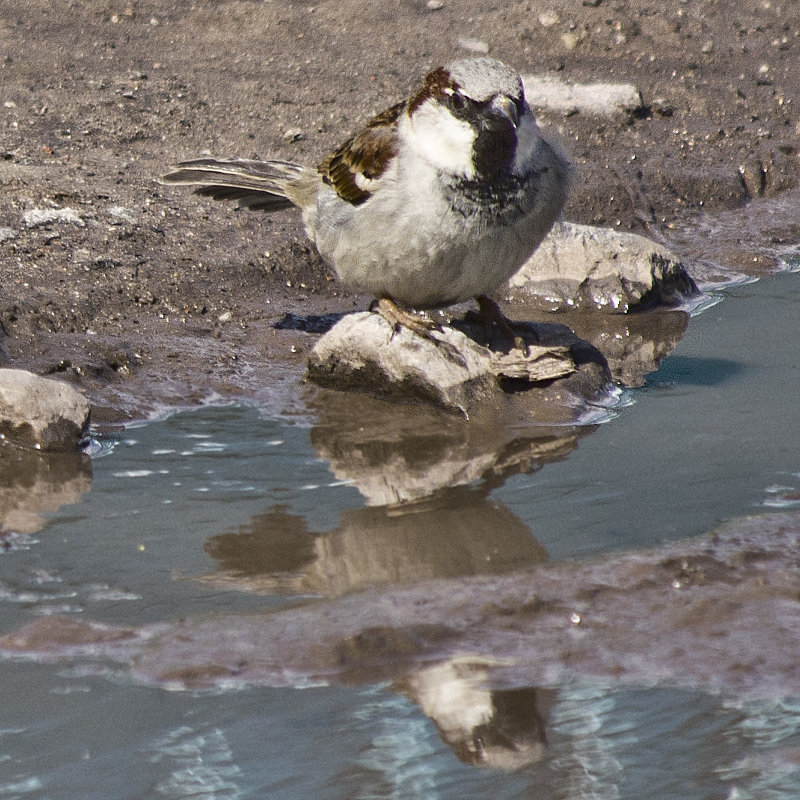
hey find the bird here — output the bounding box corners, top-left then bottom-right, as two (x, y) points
(162, 57), (572, 346)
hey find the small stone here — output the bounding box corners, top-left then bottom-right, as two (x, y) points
(91, 257), (123, 271)
(538, 10), (559, 27)
(426, 0), (444, 9)
(108, 205), (137, 224)
(522, 75), (643, 116)
(0, 369), (90, 451)
(651, 97), (675, 117)
(282, 127), (305, 143)
(22, 207), (85, 229)
(0, 227), (17, 242)
(457, 37), (490, 54)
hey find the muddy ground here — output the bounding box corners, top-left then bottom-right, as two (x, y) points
(1, 0), (799, 422)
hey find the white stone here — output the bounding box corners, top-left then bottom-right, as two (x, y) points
(538, 10), (560, 27)
(108, 205), (138, 224)
(305, 311), (617, 425)
(506, 222), (698, 312)
(22, 207), (85, 228)
(522, 74), (643, 116)
(0, 369), (90, 451)
(457, 37), (490, 54)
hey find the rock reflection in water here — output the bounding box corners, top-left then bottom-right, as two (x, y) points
(202, 488), (548, 597)
(309, 390), (589, 506)
(0, 442), (92, 540)
(200, 392), (588, 596)
(394, 657), (556, 770)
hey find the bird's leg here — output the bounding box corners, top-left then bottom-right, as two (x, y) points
(371, 296), (442, 341)
(475, 294), (532, 352)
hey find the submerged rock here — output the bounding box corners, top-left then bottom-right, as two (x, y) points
(506, 221), (700, 312)
(306, 311), (613, 422)
(5, 511), (800, 699)
(0, 368), (91, 451)
(550, 307), (691, 388)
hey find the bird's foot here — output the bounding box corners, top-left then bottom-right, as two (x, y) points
(474, 295), (536, 354)
(371, 297), (443, 342)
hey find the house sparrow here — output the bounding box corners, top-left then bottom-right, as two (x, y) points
(162, 57), (572, 342)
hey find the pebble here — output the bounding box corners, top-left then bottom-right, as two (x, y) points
(108, 205), (137, 224)
(426, 0), (444, 8)
(538, 10), (560, 28)
(457, 37), (490, 54)
(22, 207), (85, 229)
(282, 128), (305, 142)
(0, 227), (17, 242)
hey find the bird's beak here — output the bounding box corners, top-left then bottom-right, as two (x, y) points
(491, 94), (520, 128)
(489, 94), (519, 130)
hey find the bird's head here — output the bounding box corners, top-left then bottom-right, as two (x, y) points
(406, 57), (537, 180)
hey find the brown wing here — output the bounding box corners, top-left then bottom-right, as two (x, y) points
(317, 101), (404, 205)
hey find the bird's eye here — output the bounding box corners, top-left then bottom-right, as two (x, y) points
(448, 91), (470, 113)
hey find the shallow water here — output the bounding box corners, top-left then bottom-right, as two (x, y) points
(1, 271), (800, 799)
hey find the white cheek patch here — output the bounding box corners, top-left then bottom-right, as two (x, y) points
(406, 101), (477, 179)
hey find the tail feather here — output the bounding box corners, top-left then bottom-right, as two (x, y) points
(160, 157), (312, 212)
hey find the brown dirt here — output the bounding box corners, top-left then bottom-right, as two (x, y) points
(1, 0), (798, 422)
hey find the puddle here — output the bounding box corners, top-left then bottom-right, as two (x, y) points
(1, 270), (799, 798)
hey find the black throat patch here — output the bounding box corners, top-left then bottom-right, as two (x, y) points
(472, 123), (517, 179)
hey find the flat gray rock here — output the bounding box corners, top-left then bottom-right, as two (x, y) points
(506, 221), (699, 312)
(0, 368), (90, 451)
(306, 312), (612, 422)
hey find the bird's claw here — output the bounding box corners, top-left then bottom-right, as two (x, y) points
(371, 297), (443, 342)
